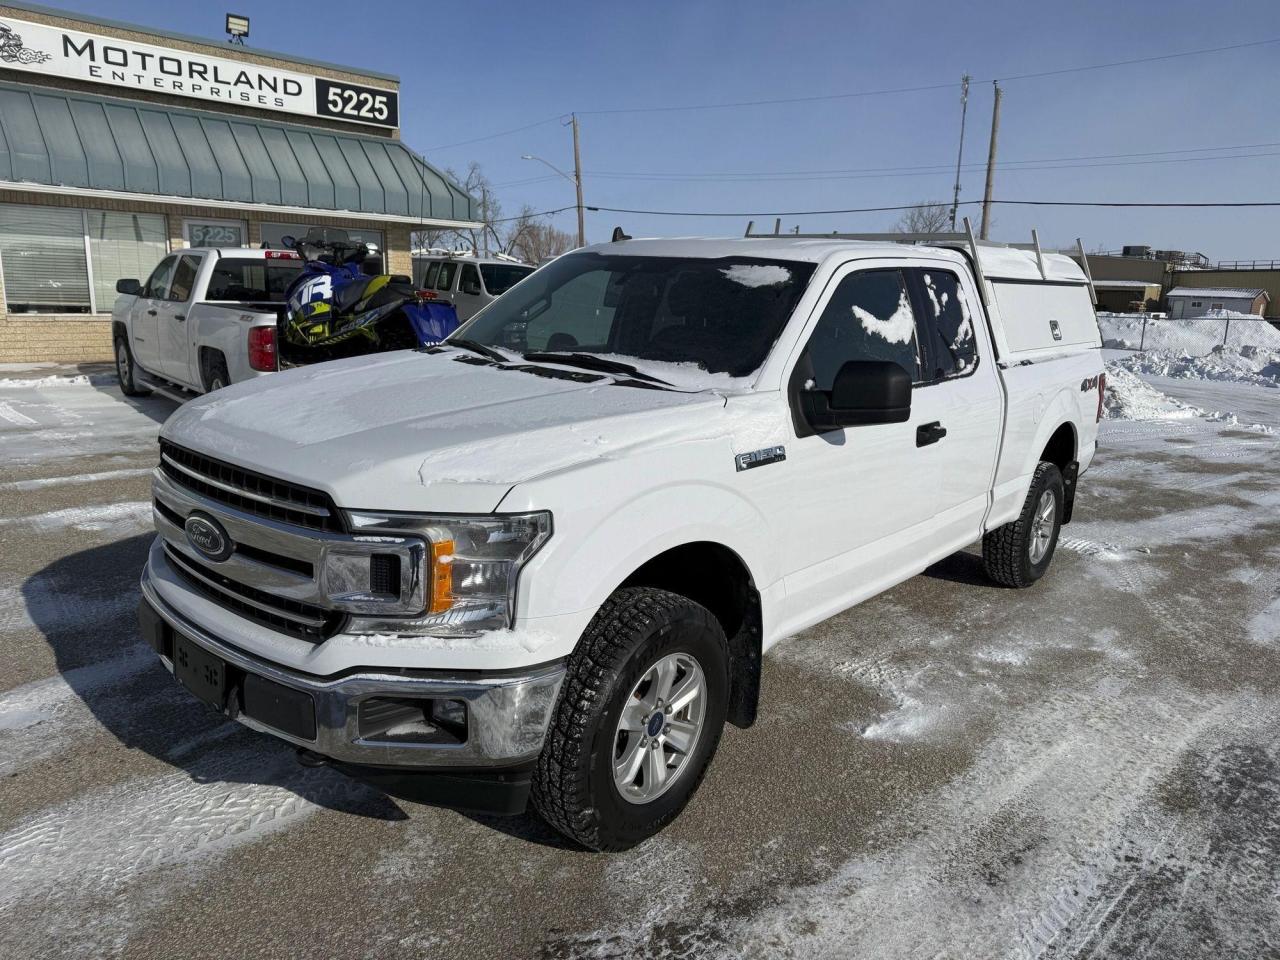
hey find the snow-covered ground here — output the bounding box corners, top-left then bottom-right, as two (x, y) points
(0, 364), (1277, 959)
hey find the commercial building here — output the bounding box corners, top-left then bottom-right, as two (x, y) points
(1165, 286), (1269, 319)
(0, 1), (478, 362)
(1092, 280), (1161, 314)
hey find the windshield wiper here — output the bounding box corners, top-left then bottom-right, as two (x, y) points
(447, 338), (511, 364)
(522, 352), (673, 386)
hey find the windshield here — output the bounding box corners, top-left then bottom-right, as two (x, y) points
(206, 258), (303, 303)
(479, 263), (535, 295)
(455, 253), (815, 378)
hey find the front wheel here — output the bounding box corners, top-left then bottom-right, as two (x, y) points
(531, 587), (729, 851)
(982, 461), (1064, 588)
(115, 337), (149, 397)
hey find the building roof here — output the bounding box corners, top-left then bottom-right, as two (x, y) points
(0, 0), (399, 82)
(1093, 280), (1159, 289)
(1166, 286), (1268, 300)
(0, 82), (478, 227)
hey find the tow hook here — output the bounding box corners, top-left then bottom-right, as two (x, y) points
(296, 747), (330, 768)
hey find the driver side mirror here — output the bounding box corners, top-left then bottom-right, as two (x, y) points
(800, 360), (912, 431)
(116, 278), (142, 296)
(279, 235), (296, 248)
(461, 280), (482, 295)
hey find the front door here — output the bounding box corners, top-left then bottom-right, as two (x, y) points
(777, 262), (939, 630)
(159, 254), (202, 386)
(453, 262), (486, 321)
(131, 255), (176, 374)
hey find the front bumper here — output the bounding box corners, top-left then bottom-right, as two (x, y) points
(139, 570), (565, 773)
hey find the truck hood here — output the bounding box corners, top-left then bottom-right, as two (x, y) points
(161, 350), (731, 513)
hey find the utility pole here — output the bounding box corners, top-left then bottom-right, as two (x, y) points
(571, 113), (585, 248)
(980, 81), (1002, 240)
(479, 182), (490, 256)
(950, 75), (970, 230)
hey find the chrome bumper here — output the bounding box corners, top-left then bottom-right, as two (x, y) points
(140, 569), (565, 769)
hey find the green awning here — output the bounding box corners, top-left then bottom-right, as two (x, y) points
(0, 81), (478, 226)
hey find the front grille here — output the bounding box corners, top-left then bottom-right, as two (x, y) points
(158, 440), (341, 533)
(164, 545), (344, 643)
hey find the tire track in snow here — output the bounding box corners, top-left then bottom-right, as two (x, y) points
(0, 400), (37, 426)
(0, 747), (392, 956)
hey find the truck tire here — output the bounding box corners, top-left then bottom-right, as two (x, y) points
(982, 461), (1064, 588)
(202, 352), (230, 392)
(531, 587), (730, 851)
(114, 336), (150, 397)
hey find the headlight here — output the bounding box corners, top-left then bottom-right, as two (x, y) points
(338, 511), (552, 636)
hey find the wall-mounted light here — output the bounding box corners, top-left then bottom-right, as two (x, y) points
(225, 13), (249, 44)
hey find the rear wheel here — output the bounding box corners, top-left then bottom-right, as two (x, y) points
(201, 352), (230, 392)
(531, 587), (729, 851)
(982, 461), (1064, 588)
(115, 337), (149, 397)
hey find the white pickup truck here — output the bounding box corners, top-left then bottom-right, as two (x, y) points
(137, 225), (1104, 850)
(112, 247), (304, 401)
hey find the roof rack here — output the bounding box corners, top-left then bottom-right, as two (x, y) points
(742, 216), (1097, 306)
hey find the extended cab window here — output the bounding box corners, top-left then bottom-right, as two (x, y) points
(801, 269), (921, 387)
(913, 269), (977, 380)
(205, 258), (303, 302)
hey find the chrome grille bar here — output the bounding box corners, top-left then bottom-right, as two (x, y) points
(160, 452), (331, 518)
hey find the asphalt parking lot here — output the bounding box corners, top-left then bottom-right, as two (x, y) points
(1, 365), (1277, 959)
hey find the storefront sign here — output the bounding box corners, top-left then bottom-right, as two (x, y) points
(0, 15), (399, 129)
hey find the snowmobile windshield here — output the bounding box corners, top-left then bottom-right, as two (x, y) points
(479, 263), (535, 295)
(454, 252), (815, 379)
(206, 259), (304, 303)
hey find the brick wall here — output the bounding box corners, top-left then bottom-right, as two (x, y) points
(0, 190), (415, 363)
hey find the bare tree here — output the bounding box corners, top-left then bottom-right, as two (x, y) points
(893, 201), (951, 234)
(413, 162), (569, 264)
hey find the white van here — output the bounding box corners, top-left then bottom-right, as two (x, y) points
(412, 251), (535, 321)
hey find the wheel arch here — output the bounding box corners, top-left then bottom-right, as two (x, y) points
(616, 540), (763, 730)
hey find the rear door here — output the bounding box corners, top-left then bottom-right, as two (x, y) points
(902, 264), (1003, 546)
(131, 255), (177, 374)
(158, 253), (203, 386)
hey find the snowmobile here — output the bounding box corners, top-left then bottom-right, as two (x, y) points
(279, 227), (459, 362)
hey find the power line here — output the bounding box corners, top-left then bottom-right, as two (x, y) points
(581, 141), (1280, 181)
(426, 115), (566, 152)
(585, 198), (1280, 219)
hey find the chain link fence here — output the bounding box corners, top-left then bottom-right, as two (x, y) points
(1098, 313), (1280, 358)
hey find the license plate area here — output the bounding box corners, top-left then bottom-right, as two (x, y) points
(172, 632), (226, 710)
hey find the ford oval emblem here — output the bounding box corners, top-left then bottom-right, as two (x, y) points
(185, 512), (233, 562)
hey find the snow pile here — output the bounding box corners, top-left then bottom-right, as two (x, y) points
(1102, 366), (1201, 421)
(0, 374), (101, 390)
(1097, 312), (1280, 353)
(1109, 347), (1279, 389)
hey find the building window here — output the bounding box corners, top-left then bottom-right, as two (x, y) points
(1210, 302), (1223, 311)
(0, 203), (167, 315)
(260, 221), (383, 252)
(0, 204), (92, 313)
(88, 212), (168, 311)
(1190, 301), (1202, 308)
(185, 219), (247, 248)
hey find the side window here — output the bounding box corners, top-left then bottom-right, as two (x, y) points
(167, 255), (200, 302)
(143, 256), (177, 299)
(459, 263), (482, 295)
(435, 261), (458, 292)
(423, 260), (441, 288)
(913, 269), (977, 380)
(802, 269), (921, 387)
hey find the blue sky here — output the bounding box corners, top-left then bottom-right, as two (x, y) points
(62, 0), (1280, 258)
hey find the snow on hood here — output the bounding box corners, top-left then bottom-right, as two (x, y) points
(161, 350), (728, 513)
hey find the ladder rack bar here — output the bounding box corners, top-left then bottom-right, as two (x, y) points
(1076, 238), (1097, 306)
(1031, 229), (1047, 280)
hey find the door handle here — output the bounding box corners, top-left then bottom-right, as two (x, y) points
(174, 313), (186, 322)
(916, 421), (947, 447)
(145, 309), (157, 316)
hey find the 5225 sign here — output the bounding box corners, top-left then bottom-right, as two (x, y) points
(315, 78), (399, 128)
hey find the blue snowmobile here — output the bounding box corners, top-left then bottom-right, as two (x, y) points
(279, 227), (459, 362)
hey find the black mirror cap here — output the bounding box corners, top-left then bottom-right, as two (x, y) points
(279, 235), (297, 248)
(115, 278), (142, 295)
(803, 360), (912, 430)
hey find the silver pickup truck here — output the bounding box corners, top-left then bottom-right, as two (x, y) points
(112, 247), (304, 401)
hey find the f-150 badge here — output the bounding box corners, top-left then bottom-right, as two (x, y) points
(735, 446), (786, 471)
